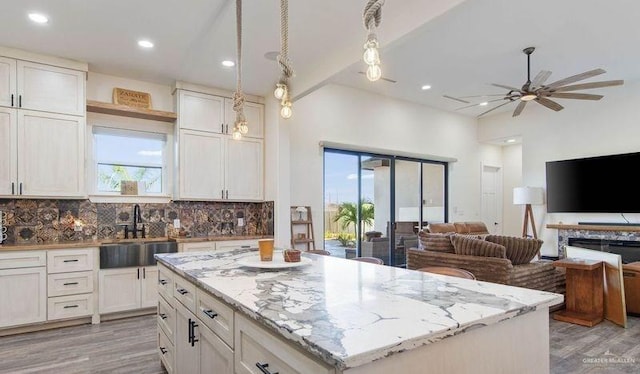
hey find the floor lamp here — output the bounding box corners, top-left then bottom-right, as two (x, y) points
(513, 187), (544, 240)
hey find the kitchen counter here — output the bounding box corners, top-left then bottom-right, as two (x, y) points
(155, 248), (564, 372)
(0, 235), (273, 251)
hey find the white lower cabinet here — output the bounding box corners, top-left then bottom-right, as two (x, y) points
(235, 314), (334, 374)
(47, 293), (93, 320)
(179, 241), (216, 253)
(0, 266), (47, 328)
(175, 300), (234, 374)
(99, 266), (156, 314)
(159, 328), (176, 374)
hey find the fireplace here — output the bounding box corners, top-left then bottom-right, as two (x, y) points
(568, 237), (640, 264)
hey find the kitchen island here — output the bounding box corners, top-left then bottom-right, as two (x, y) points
(155, 248), (563, 374)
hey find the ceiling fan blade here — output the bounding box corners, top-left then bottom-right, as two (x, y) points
(545, 68), (606, 89)
(531, 70), (552, 87)
(442, 95), (470, 104)
(477, 100), (514, 117)
(551, 80), (624, 92)
(458, 94), (506, 99)
(512, 101), (527, 117)
(491, 83), (520, 91)
(455, 98), (506, 111)
(535, 97), (564, 111)
(547, 92), (603, 100)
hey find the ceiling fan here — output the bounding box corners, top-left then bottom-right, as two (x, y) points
(451, 47), (624, 117)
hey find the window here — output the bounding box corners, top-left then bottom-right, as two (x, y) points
(93, 127), (167, 194)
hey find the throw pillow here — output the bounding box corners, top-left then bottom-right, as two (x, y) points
(451, 235), (506, 258)
(418, 231), (455, 253)
(485, 235), (543, 265)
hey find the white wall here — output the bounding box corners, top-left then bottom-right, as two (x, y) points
(479, 80), (640, 256)
(288, 84), (502, 249)
(501, 144), (522, 237)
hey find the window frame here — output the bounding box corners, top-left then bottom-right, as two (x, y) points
(87, 113), (174, 203)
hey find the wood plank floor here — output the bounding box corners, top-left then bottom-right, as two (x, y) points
(0, 316), (166, 374)
(0, 314), (638, 373)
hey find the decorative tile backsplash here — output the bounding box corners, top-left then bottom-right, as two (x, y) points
(0, 199), (274, 245)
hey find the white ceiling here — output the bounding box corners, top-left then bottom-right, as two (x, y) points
(1, 0), (637, 119)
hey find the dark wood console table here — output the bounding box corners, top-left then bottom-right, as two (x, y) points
(552, 258), (604, 327)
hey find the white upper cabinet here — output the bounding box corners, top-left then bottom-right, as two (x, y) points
(224, 98), (264, 139)
(17, 110), (85, 197)
(178, 130), (225, 200)
(16, 61), (85, 116)
(225, 138), (263, 201)
(0, 57), (16, 108)
(178, 90), (225, 133)
(0, 108), (17, 196)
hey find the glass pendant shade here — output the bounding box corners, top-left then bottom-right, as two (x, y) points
(280, 102), (292, 119)
(232, 128), (242, 140)
(239, 122), (249, 134)
(366, 64), (382, 81)
(363, 41), (380, 65)
(274, 84), (287, 100)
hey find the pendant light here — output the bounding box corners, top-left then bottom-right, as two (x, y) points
(232, 0), (248, 140)
(363, 0), (385, 82)
(274, 0), (294, 119)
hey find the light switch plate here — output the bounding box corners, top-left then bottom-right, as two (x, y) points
(173, 219), (181, 229)
(238, 218), (244, 227)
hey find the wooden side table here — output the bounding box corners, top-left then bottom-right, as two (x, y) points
(552, 258), (604, 327)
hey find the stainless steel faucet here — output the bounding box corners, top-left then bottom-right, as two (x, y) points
(132, 204), (145, 238)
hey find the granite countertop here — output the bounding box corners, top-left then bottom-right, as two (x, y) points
(155, 248), (564, 370)
(0, 235), (273, 251)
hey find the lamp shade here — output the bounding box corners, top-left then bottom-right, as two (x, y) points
(513, 187), (544, 205)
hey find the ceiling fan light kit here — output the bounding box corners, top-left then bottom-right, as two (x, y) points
(449, 46), (624, 117)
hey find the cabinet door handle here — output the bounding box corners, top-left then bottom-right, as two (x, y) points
(176, 288), (188, 295)
(225, 124), (229, 134)
(221, 123), (224, 133)
(63, 305), (79, 309)
(187, 318), (193, 344)
(159, 279), (168, 285)
(137, 268), (140, 279)
(18, 95), (22, 108)
(11, 182), (14, 195)
(201, 308), (218, 319)
(10, 94), (14, 107)
(159, 347), (167, 355)
(159, 313), (168, 320)
(256, 363), (278, 374)
(63, 259), (79, 263)
(63, 282), (79, 286)
(19, 182), (22, 195)
(225, 190), (228, 199)
(221, 189), (224, 199)
(143, 267), (146, 279)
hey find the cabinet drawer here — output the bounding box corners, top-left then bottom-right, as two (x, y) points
(47, 249), (95, 273)
(47, 271), (93, 297)
(196, 288), (234, 347)
(173, 276), (196, 313)
(235, 314), (334, 374)
(159, 328), (175, 374)
(0, 251), (46, 269)
(215, 240), (259, 251)
(158, 264), (174, 305)
(47, 294), (94, 320)
(180, 242), (216, 252)
(158, 295), (176, 342)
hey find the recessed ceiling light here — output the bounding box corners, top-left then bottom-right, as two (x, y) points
(421, 85), (432, 90)
(28, 13), (49, 24)
(505, 138), (517, 143)
(137, 40), (154, 49)
(479, 102), (489, 106)
(221, 60), (236, 67)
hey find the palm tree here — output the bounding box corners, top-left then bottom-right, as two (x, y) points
(333, 199), (375, 238)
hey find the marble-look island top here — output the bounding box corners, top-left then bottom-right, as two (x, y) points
(155, 249), (564, 370)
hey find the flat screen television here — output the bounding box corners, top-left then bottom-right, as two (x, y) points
(546, 151), (640, 213)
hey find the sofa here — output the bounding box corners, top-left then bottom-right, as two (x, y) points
(406, 222), (566, 295)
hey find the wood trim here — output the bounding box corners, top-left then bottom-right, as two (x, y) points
(547, 224), (640, 232)
(172, 81), (264, 104)
(86, 100), (177, 122)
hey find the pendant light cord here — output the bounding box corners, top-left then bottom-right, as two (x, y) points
(363, 0), (384, 31)
(233, 0), (246, 125)
(278, 0), (294, 87)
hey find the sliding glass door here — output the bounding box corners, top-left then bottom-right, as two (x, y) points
(324, 149), (447, 267)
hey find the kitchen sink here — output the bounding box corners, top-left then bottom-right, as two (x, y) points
(99, 241), (177, 269)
